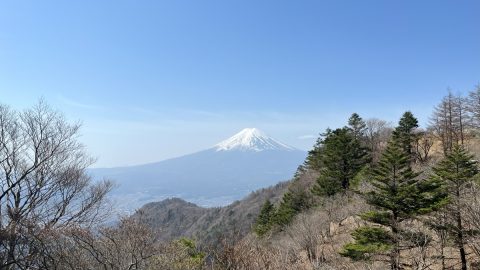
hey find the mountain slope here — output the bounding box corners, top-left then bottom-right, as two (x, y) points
(91, 128), (306, 211)
(135, 181), (290, 245)
(134, 166), (319, 246)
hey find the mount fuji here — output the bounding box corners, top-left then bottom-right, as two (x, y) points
(90, 128), (306, 211)
(214, 128), (295, 152)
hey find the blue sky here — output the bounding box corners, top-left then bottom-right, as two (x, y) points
(1, 0), (479, 167)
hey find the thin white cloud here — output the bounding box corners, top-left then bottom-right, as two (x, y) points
(57, 95), (105, 110)
(298, 134), (317, 140)
(127, 106), (162, 116)
(183, 109), (224, 118)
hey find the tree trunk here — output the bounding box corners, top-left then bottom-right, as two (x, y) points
(391, 212), (400, 270)
(457, 212), (467, 270)
(456, 184), (467, 270)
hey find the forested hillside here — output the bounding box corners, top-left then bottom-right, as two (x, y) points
(135, 86), (480, 269)
(2, 86), (480, 269)
(216, 87), (480, 270)
(134, 180), (291, 246)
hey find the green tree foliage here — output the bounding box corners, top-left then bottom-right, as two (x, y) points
(340, 227), (393, 261)
(272, 189), (311, 227)
(348, 113), (367, 141)
(311, 127), (370, 196)
(177, 238), (206, 263)
(392, 111), (419, 160)
(253, 200), (275, 236)
(253, 166), (313, 234)
(155, 238), (205, 270)
(429, 145), (479, 270)
(341, 140), (447, 269)
(305, 132), (327, 171)
(306, 113), (369, 171)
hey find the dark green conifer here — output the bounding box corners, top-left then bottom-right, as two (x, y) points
(348, 113), (367, 141)
(253, 199), (275, 236)
(305, 130), (328, 171)
(341, 140), (447, 269)
(272, 189), (311, 227)
(392, 111), (419, 160)
(312, 127), (370, 196)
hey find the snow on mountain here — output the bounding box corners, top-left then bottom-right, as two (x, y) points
(90, 128), (306, 212)
(215, 128), (295, 152)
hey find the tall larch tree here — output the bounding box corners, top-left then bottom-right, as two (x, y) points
(467, 84), (480, 128)
(430, 145), (479, 270)
(431, 91), (469, 155)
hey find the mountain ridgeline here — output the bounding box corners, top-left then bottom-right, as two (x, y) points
(134, 181), (291, 245)
(133, 87), (480, 269)
(90, 128), (306, 211)
(3, 87), (480, 269)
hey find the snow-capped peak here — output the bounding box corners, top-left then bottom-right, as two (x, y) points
(214, 128), (296, 152)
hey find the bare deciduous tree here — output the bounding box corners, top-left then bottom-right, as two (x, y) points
(0, 101), (112, 269)
(286, 212), (330, 267)
(413, 129), (435, 164)
(68, 216), (159, 270)
(430, 91), (469, 155)
(466, 84), (480, 129)
(364, 118), (392, 162)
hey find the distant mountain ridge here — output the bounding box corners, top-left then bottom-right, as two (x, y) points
(135, 181), (291, 245)
(90, 128), (306, 211)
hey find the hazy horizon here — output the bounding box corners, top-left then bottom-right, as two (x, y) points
(2, 1), (479, 167)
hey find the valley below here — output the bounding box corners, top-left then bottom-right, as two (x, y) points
(90, 128), (306, 211)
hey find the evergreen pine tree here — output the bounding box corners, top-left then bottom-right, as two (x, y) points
(348, 113), (367, 142)
(305, 130), (329, 171)
(430, 145), (478, 270)
(392, 111), (419, 160)
(341, 140), (447, 269)
(272, 189), (311, 227)
(312, 127), (370, 196)
(253, 199), (275, 236)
